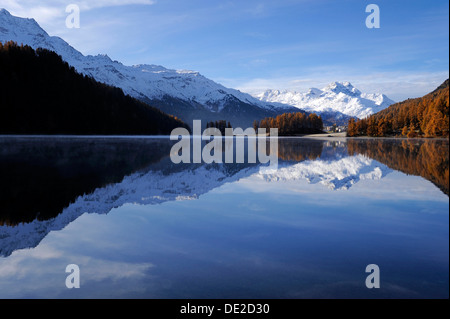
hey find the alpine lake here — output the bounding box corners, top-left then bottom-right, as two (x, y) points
(0, 136), (448, 299)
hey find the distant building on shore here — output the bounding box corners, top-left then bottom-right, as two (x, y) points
(325, 125), (347, 133)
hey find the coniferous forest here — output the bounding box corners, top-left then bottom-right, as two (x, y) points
(0, 41), (190, 135)
(347, 79), (449, 138)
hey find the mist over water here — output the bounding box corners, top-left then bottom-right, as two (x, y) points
(0, 137), (448, 298)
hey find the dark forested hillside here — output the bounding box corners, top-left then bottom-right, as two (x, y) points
(0, 41), (189, 135)
(0, 138), (173, 226)
(347, 79), (449, 138)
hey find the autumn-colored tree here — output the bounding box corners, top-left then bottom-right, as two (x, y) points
(367, 117), (378, 137)
(252, 120), (259, 131)
(377, 119), (389, 136)
(356, 119), (368, 136)
(401, 126), (408, 136)
(407, 123), (417, 138)
(347, 79), (449, 138)
(256, 112), (323, 136)
(348, 139), (449, 195)
(347, 118), (357, 136)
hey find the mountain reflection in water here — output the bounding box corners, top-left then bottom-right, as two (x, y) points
(0, 137), (447, 228)
(0, 136), (448, 300)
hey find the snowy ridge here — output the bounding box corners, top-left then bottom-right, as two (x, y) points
(0, 9), (286, 114)
(0, 164), (258, 257)
(0, 156), (391, 257)
(259, 154), (391, 190)
(0, 9), (392, 122)
(256, 81), (395, 119)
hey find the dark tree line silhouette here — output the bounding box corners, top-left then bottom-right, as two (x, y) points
(206, 120), (232, 135)
(0, 138), (173, 226)
(0, 41), (189, 135)
(348, 79), (449, 138)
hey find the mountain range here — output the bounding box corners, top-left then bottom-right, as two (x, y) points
(0, 41), (190, 135)
(0, 9), (395, 127)
(256, 81), (395, 120)
(0, 9), (294, 128)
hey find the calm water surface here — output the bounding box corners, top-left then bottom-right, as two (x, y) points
(0, 136), (448, 298)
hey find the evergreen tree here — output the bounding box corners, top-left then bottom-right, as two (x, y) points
(0, 41), (190, 135)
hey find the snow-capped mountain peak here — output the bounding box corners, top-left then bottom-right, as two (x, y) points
(1, 9), (394, 125)
(323, 81), (361, 96)
(306, 88), (323, 96)
(0, 9), (297, 127)
(256, 81), (395, 119)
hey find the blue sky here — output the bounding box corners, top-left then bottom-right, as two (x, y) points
(2, 0), (449, 100)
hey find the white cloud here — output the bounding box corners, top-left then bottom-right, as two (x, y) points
(0, 0), (156, 56)
(0, 0), (155, 24)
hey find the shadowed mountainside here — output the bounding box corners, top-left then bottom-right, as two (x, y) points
(0, 41), (189, 135)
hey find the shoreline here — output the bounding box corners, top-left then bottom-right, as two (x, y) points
(0, 133), (448, 141)
(297, 132), (347, 138)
